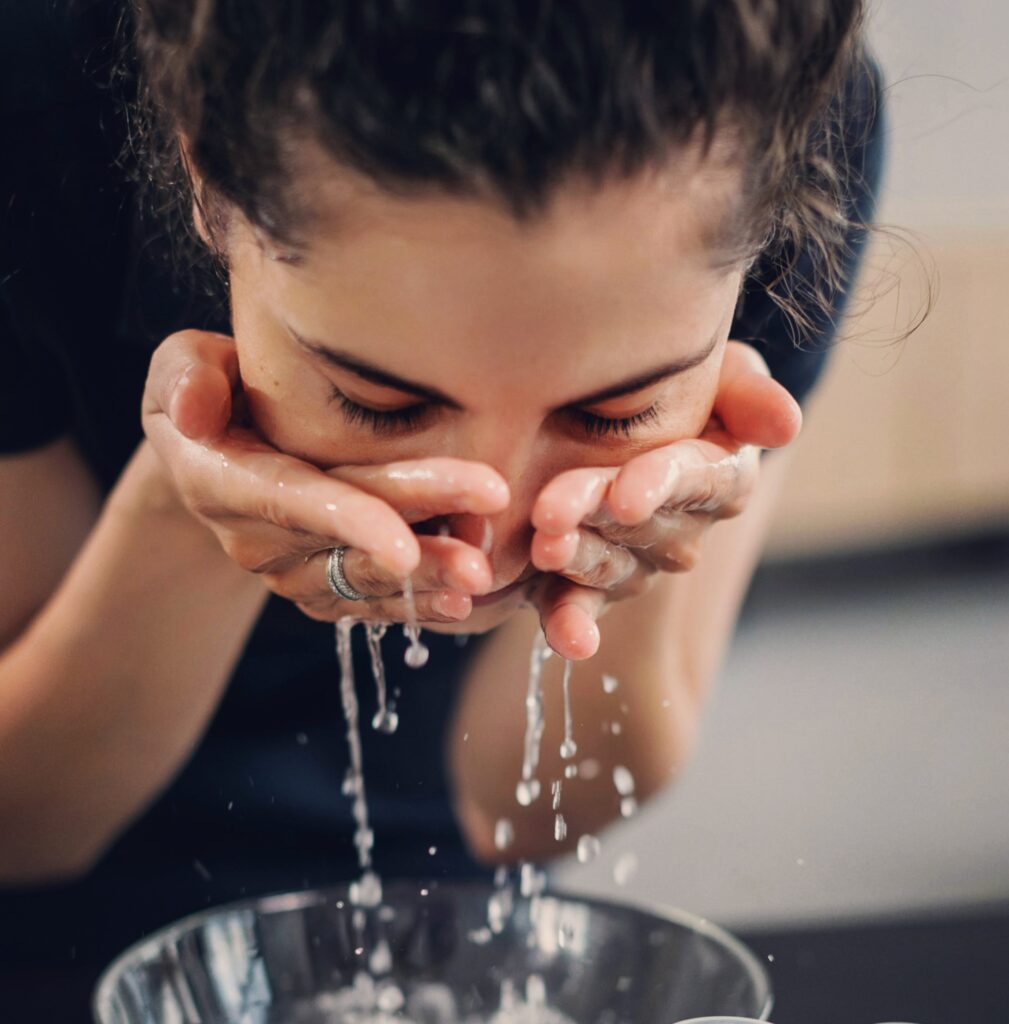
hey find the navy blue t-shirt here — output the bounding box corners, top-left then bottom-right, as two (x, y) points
(0, 0), (887, 1000)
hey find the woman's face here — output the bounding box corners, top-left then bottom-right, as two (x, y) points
(226, 153), (745, 630)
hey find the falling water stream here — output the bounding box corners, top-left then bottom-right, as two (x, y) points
(330, 606), (615, 1023)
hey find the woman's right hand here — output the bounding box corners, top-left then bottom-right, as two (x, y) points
(141, 330), (508, 625)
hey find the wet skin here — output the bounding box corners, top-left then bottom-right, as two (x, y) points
(222, 154), (750, 643)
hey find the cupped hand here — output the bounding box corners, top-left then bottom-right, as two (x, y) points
(528, 341), (803, 660)
(141, 330), (509, 625)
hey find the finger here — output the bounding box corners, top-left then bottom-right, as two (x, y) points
(277, 536), (494, 601)
(713, 341), (802, 449)
(606, 436), (758, 525)
(530, 467), (617, 536)
(330, 458), (510, 522)
(144, 330), (240, 441)
(532, 526), (639, 589)
(601, 508), (711, 573)
(294, 586), (473, 626)
(534, 578), (606, 660)
(143, 416), (421, 576)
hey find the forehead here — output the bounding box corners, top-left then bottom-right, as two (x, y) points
(243, 148), (744, 397)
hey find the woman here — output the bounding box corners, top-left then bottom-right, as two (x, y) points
(0, 0), (885, 1015)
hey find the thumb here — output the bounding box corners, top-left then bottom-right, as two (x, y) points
(713, 341), (802, 450)
(147, 330), (239, 441)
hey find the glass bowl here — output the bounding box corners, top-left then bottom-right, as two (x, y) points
(94, 881), (772, 1023)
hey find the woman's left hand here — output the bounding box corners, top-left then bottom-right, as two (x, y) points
(529, 341), (803, 659)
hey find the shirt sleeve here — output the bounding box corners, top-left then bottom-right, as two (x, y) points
(731, 50), (888, 407)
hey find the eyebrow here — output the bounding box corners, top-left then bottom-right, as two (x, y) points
(290, 326), (721, 411)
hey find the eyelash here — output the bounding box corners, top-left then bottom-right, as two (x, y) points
(331, 387), (661, 438)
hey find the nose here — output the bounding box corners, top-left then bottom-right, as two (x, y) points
(447, 505), (536, 589)
(445, 426), (554, 588)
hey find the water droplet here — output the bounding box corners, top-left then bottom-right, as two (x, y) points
(564, 764), (578, 779)
(369, 938), (393, 975)
(559, 737), (578, 759)
(554, 813), (567, 841)
(613, 852), (638, 886)
(419, 887), (429, 896)
(404, 641), (429, 668)
(468, 926), (493, 945)
(487, 889), (512, 933)
(525, 974), (547, 1007)
(519, 863), (546, 897)
(602, 673), (619, 694)
(613, 765), (636, 796)
(576, 835), (601, 863)
(494, 818), (514, 850)
(767, 953), (776, 963)
(579, 758), (600, 779)
(516, 779), (540, 806)
(349, 869), (382, 907)
(401, 578), (430, 667)
(551, 779), (562, 810)
(428, 845), (438, 856)
(371, 708), (400, 733)
(610, 721), (622, 734)
(620, 796), (638, 818)
(295, 731), (309, 745)
(376, 983), (404, 1013)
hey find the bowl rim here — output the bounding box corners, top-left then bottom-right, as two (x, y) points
(92, 880), (773, 1022)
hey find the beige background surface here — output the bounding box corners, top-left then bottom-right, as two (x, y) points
(764, 0), (1009, 558)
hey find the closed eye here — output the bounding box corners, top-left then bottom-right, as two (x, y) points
(331, 385), (663, 440)
(574, 405), (662, 437)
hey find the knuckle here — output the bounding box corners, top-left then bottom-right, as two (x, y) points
(224, 535), (288, 575)
(344, 555), (390, 598)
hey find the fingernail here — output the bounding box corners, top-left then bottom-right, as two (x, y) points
(435, 591), (471, 620)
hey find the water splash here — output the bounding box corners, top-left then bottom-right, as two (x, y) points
(401, 576), (430, 668)
(559, 659), (577, 759)
(516, 631), (550, 806)
(365, 624), (399, 734)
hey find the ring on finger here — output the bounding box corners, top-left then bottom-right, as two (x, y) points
(326, 545), (368, 601)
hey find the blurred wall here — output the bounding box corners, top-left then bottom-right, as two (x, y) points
(764, 0), (1009, 559)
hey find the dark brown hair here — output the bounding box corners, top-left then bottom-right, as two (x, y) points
(128, 0), (885, 341)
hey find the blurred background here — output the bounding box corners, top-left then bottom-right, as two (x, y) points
(558, 0), (1009, 941)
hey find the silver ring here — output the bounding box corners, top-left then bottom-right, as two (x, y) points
(326, 545), (367, 601)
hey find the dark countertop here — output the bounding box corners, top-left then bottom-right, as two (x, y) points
(738, 903), (1009, 1024)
